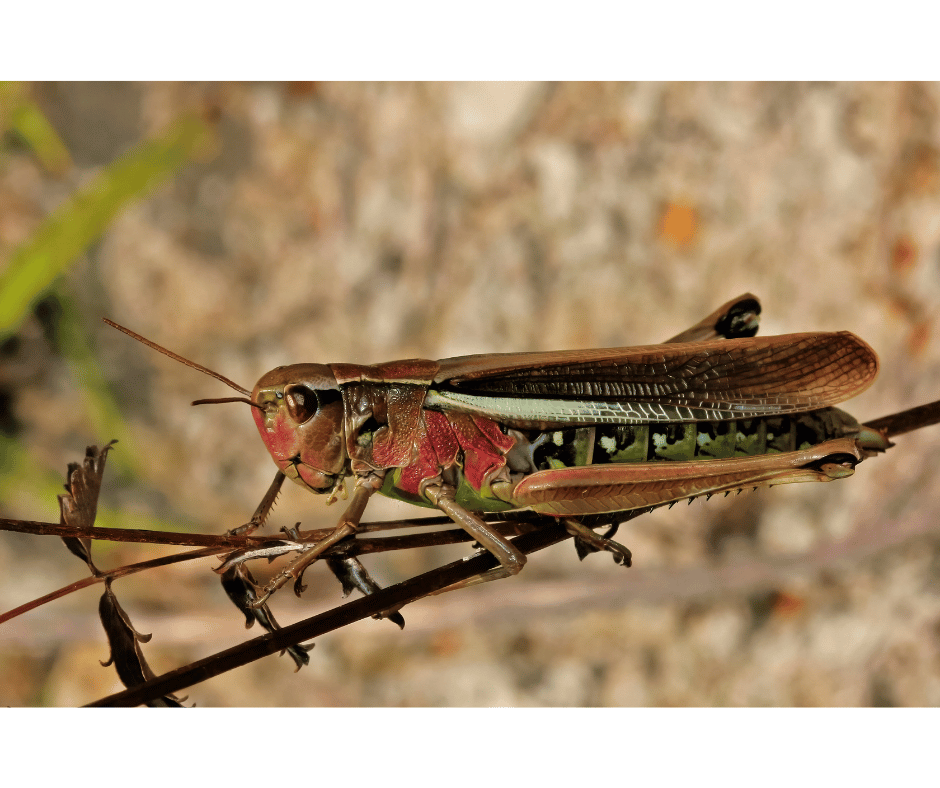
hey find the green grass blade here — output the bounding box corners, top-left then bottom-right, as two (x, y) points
(0, 115), (215, 341)
(9, 98), (72, 173)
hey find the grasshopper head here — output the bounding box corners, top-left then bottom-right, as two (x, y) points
(251, 364), (347, 493)
(102, 319), (349, 494)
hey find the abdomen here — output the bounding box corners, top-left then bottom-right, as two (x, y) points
(505, 407), (863, 472)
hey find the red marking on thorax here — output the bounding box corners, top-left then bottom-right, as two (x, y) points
(396, 411), (515, 496)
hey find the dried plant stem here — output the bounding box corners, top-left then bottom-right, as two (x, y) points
(865, 399), (940, 437)
(0, 546), (220, 625)
(0, 517), (272, 548)
(85, 519), (574, 707)
(0, 514), (528, 548)
(0, 516), (538, 625)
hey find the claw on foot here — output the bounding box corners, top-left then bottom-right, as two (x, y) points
(564, 518), (633, 568)
(226, 520), (261, 538)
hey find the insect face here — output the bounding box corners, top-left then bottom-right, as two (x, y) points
(251, 364), (346, 493)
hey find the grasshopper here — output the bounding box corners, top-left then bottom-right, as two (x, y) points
(105, 294), (940, 607)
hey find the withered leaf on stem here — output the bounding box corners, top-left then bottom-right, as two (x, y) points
(99, 578), (184, 707)
(58, 441), (117, 574)
(325, 556), (405, 629)
(220, 565), (314, 670)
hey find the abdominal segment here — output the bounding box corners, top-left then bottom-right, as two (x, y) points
(504, 407), (864, 473)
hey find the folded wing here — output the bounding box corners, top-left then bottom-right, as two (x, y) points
(426, 332), (878, 429)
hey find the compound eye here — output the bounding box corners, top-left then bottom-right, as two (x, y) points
(284, 385), (317, 423)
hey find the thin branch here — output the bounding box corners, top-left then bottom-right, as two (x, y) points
(85, 518), (575, 707)
(0, 546), (221, 625)
(0, 514), (525, 548)
(350, 523), (535, 554)
(0, 517), (278, 548)
(865, 398), (940, 437)
(0, 518), (538, 624)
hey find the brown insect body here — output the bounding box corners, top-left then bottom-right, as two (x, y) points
(107, 294), (925, 604)
(249, 325), (881, 506)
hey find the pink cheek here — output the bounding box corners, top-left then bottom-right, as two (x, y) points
(297, 464), (330, 490)
(252, 408), (299, 461)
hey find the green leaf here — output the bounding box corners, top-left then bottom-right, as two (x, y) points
(0, 115), (215, 341)
(9, 99), (72, 174)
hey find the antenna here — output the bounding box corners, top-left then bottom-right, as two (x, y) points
(103, 318), (253, 399)
(192, 396), (262, 410)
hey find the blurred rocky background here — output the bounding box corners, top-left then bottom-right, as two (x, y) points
(2, 82), (940, 706)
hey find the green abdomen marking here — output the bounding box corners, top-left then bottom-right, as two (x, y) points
(527, 408), (861, 469)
